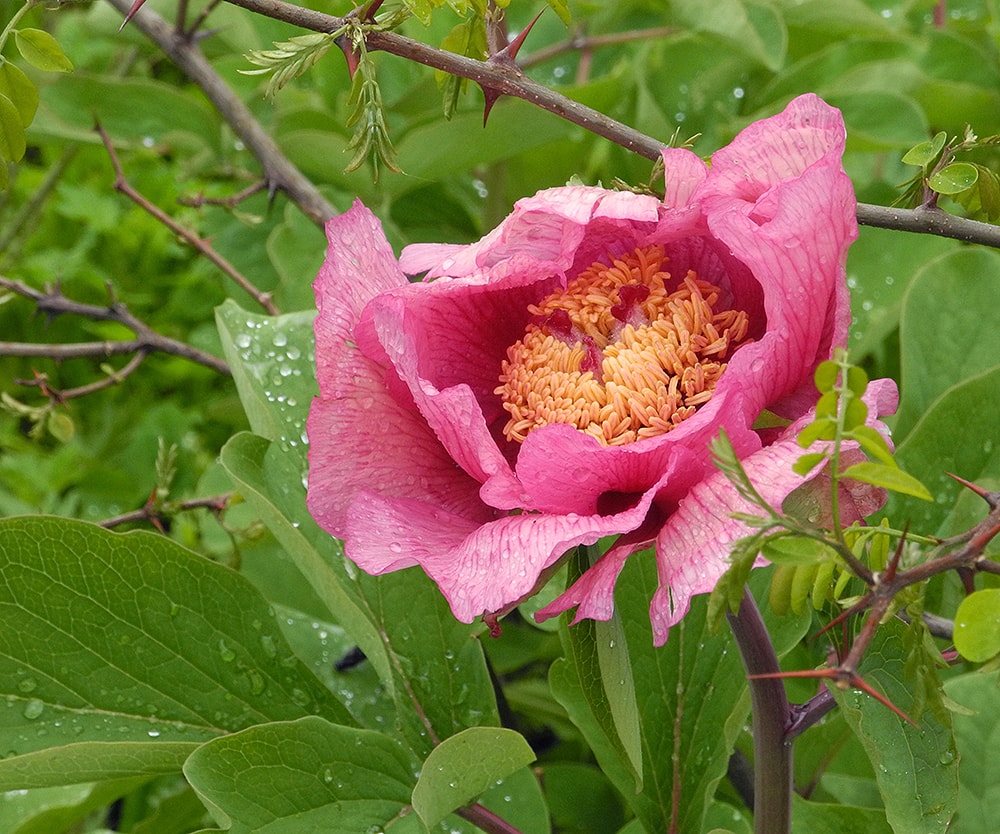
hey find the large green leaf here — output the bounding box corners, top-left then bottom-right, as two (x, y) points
(943, 671), (1000, 833)
(412, 727), (535, 828)
(34, 74), (219, 148)
(790, 794), (893, 834)
(886, 366), (1000, 538)
(184, 716), (414, 834)
(0, 516), (352, 789)
(215, 300), (317, 463)
(894, 248), (1000, 441)
(670, 0), (787, 71)
(552, 550), (749, 834)
(219, 431), (393, 687)
(832, 620), (957, 834)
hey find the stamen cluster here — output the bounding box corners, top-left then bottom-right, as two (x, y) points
(497, 246), (750, 446)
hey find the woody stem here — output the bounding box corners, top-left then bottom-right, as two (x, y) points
(727, 587), (792, 834)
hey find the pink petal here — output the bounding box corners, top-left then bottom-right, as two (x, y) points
(648, 379), (899, 646)
(307, 201), (492, 536)
(702, 94), (848, 203)
(399, 186), (663, 280)
(660, 147), (709, 209)
(312, 200), (408, 393)
(345, 488), (656, 622)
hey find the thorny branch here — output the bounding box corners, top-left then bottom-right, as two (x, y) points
(111, 0), (1000, 251)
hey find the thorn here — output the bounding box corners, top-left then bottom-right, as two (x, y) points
(947, 472), (1000, 508)
(493, 8), (545, 66)
(749, 667), (917, 726)
(480, 9), (544, 127)
(361, 0), (385, 22)
(882, 523), (909, 583)
(119, 0), (149, 30)
(337, 36), (361, 79)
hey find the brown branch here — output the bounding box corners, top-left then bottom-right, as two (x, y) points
(100, 491), (234, 529)
(214, 0), (670, 161)
(0, 275), (231, 375)
(102, 0), (337, 227)
(856, 203), (1000, 249)
(113, 0), (1000, 253)
(96, 123), (280, 316)
(16, 351), (150, 401)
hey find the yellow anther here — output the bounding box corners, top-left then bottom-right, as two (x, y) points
(496, 246), (751, 446)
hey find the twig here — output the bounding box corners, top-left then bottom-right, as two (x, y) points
(178, 180), (268, 209)
(102, 0), (337, 227)
(521, 25), (678, 69)
(0, 275), (231, 375)
(215, 0), (670, 161)
(100, 491), (233, 529)
(96, 123), (280, 316)
(15, 351), (149, 401)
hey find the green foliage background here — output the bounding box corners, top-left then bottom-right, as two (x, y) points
(2, 0), (1000, 832)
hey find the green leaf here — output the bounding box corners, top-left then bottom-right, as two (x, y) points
(797, 418), (836, 447)
(887, 366), (1000, 538)
(0, 516), (352, 789)
(0, 93), (26, 162)
(832, 619), (958, 834)
(814, 359), (839, 393)
(943, 671), (1000, 833)
(184, 717), (414, 834)
(790, 794), (893, 834)
(412, 727), (535, 828)
(847, 424), (895, 465)
(0, 61), (38, 126)
(13, 29), (73, 73)
(671, 0), (787, 70)
(761, 535), (836, 566)
(901, 131), (947, 168)
(544, 0), (571, 25)
(219, 432), (393, 689)
(928, 162), (979, 195)
(895, 248), (1000, 441)
(215, 300), (316, 464)
(841, 461), (933, 501)
(953, 589), (1000, 662)
(793, 452), (827, 476)
(554, 551), (751, 833)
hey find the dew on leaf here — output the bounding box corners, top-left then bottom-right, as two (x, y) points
(22, 699), (44, 720)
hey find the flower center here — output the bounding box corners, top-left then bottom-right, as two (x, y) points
(496, 245), (751, 446)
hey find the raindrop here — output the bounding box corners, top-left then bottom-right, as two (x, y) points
(247, 671), (266, 695)
(388, 542), (403, 554)
(218, 640), (237, 663)
(234, 333), (252, 349)
(272, 332), (288, 347)
(260, 635), (278, 658)
(22, 699), (44, 720)
(17, 678), (37, 694)
(148, 730), (161, 738)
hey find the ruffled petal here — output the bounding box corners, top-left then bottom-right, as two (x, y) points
(648, 379), (898, 646)
(345, 488), (657, 622)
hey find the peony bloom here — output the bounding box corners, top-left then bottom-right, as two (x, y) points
(306, 94), (896, 646)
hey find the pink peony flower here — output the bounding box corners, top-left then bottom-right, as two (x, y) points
(306, 94), (896, 646)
